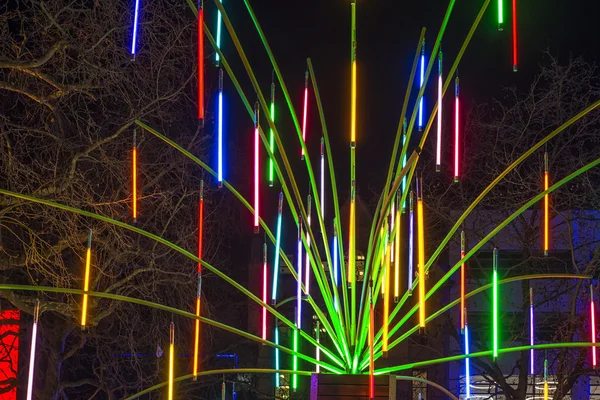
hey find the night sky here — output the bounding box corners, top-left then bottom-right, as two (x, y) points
(211, 0), (600, 217)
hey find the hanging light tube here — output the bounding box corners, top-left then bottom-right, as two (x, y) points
(512, 0), (518, 71)
(390, 200), (395, 263)
(394, 194), (401, 303)
(530, 287), (534, 375)
(498, 0), (504, 31)
(26, 299), (40, 400)
(274, 318), (280, 389)
(493, 248), (499, 360)
(269, 77), (275, 187)
(436, 51), (443, 172)
(293, 308), (298, 391)
(132, 129), (137, 222)
(320, 137), (325, 219)
(543, 355), (549, 400)
(301, 70), (309, 160)
(417, 178), (426, 329)
(254, 102), (260, 233)
(418, 41), (425, 131)
(221, 376), (226, 400)
(296, 220), (304, 330)
(304, 194), (312, 295)
(81, 229), (93, 328)
(218, 69), (224, 187)
(215, 0), (222, 65)
(333, 221), (339, 311)
(464, 309), (471, 400)
(454, 76), (460, 182)
(544, 152), (549, 256)
(408, 191), (414, 293)
(168, 322), (175, 400)
(130, 0), (141, 57)
(402, 119), (408, 212)
(369, 282), (375, 400)
(193, 180), (204, 380)
(197, 0), (204, 120)
(271, 192), (283, 304)
(350, 0), (357, 144)
(591, 284), (597, 368)
(460, 230), (466, 331)
(262, 242), (268, 341)
(383, 241), (391, 357)
(316, 320), (321, 373)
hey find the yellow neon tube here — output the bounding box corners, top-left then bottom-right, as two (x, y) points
(169, 322), (175, 400)
(81, 229), (92, 328)
(417, 178), (426, 329)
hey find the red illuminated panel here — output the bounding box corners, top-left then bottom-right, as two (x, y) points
(0, 309), (20, 400)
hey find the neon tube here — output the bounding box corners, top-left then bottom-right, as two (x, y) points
(254, 102), (260, 233)
(193, 180), (204, 380)
(132, 129), (137, 222)
(348, 199), (355, 285)
(130, 0), (141, 56)
(215, 0), (222, 65)
(454, 77), (460, 182)
(383, 242), (391, 357)
(401, 120), (407, 212)
(168, 322), (174, 400)
(320, 137), (325, 219)
(498, 0), (504, 31)
(221, 377), (226, 400)
(544, 152), (549, 256)
(274, 318), (280, 388)
(304, 195), (312, 295)
(218, 69), (223, 187)
(543, 356), (548, 400)
(460, 230), (466, 331)
(530, 287), (534, 375)
(390, 200), (395, 263)
(26, 299), (40, 400)
(271, 192), (283, 304)
(369, 284), (375, 400)
(464, 311), (471, 399)
(296, 220), (303, 329)
(81, 229), (93, 328)
(408, 191), (414, 292)
(591, 285), (597, 367)
(197, 1), (204, 120)
(269, 78), (275, 187)
(262, 242), (267, 341)
(418, 41), (425, 131)
(301, 70), (308, 160)
(316, 320), (321, 373)
(333, 223), (339, 311)
(394, 195), (401, 302)
(436, 51), (443, 172)
(493, 248), (499, 360)
(512, 0), (517, 71)
(417, 179), (426, 329)
(293, 308), (298, 391)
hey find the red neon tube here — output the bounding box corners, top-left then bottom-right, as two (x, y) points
(197, 4), (204, 120)
(301, 71), (308, 159)
(512, 0), (518, 72)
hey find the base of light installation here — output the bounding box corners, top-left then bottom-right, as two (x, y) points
(310, 374), (396, 400)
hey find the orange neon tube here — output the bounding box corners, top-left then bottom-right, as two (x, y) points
(81, 229), (93, 328)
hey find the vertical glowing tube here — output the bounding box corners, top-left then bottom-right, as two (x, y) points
(221, 377), (226, 400)
(530, 287), (534, 375)
(296, 220), (304, 330)
(193, 180), (204, 380)
(464, 309), (471, 399)
(218, 69), (224, 187)
(418, 42), (425, 132)
(401, 119), (408, 212)
(512, 0), (518, 71)
(460, 230), (466, 331)
(333, 222), (339, 311)
(197, 1), (204, 120)
(394, 194), (401, 302)
(408, 191), (414, 292)
(271, 192), (283, 304)
(301, 70), (309, 160)
(349, 0), (357, 346)
(304, 195), (312, 294)
(293, 308), (298, 391)
(130, 0), (141, 56)
(350, 1), (357, 145)
(26, 299), (40, 400)
(436, 51), (443, 172)
(498, 0), (504, 31)
(417, 178), (426, 329)
(262, 242), (268, 341)
(215, 0), (222, 65)
(320, 137), (325, 219)
(544, 152), (549, 256)
(269, 77), (275, 187)
(315, 320), (321, 373)
(168, 322), (175, 400)
(543, 356), (548, 400)
(591, 285), (597, 368)
(254, 102), (260, 233)
(383, 241), (391, 357)
(81, 229), (93, 328)
(390, 201), (395, 263)
(274, 318), (280, 389)
(493, 248), (499, 360)
(454, 76), (460, 182)
(369, 283), (375, 400)
(132, 129), (137, 222)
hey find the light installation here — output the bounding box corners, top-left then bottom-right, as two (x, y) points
(271, 192), (283, 304)
(512, 0), (518, 71)
(493, 247), (499, 360)
(591, 284), (597, 368)
(498, 0), (504, 31)
(408, 190), (414, 292)
(262, 242), (268, 341)
(543, 356), (549, 400)
(436, 50), (443, 172)
(333, 222), (339, 311)
(81, 229), (93, 328)
(368, 282), (375, 400)
(394, 195), (401, 302)
(390, 200), (395, 264)
(269, 77), (275, 187)
(417, 178), (426, 328)
(296, 220), (304, 328)
(418, 40), (425, 131)
(292, 308), (298, 391)
(544, 151), (549, 256)
(130, 0), (141, 56)
(401, 119), (408, 212)
(215, 0), (222, 65)
(274, 318), (280, 388)
(460, 230), (466, 331)
(132, 128), (137, 222)
(301, 70), (309, 160)
(464, 308), (471, 400)
(383, 241), (391, 356)
(530, 287), (534, 374)
(454, 76), (460, 182)
(168, 322), (175, 400)
(197, 0), (204, 120)
(304, 194), (312, 294)
(320, 137), (325, 219)
(26, 299), (40, 400)
(254, 102), (260, 233)
(218, 69), (224, 187)
(349, 0), (357, 346)
(193, 179), (204, 380)
(316, 320), (321, 373)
